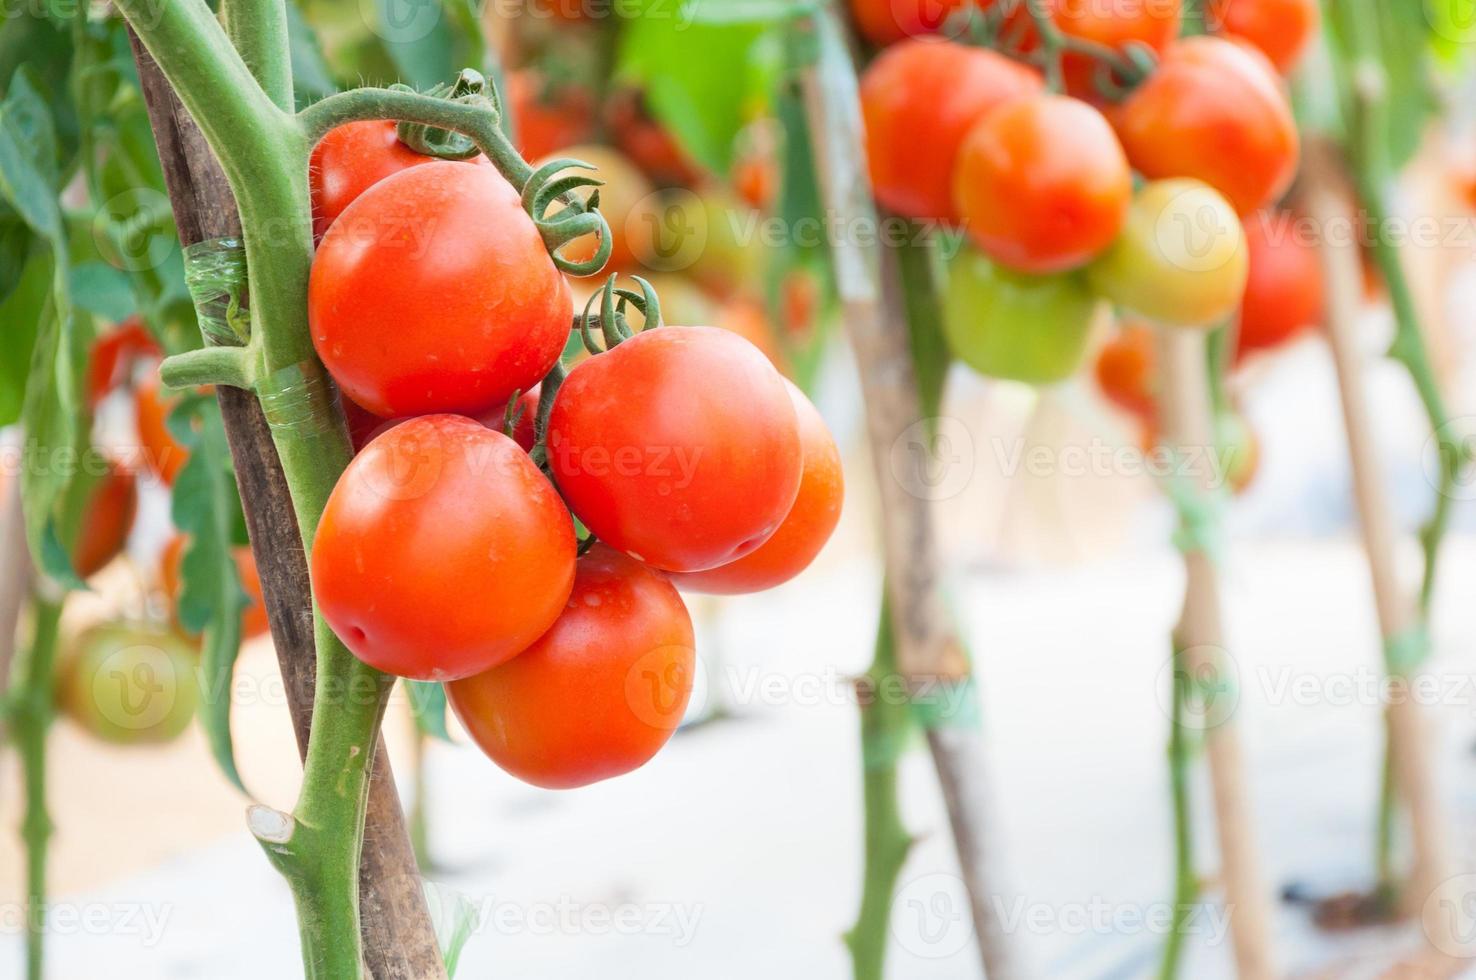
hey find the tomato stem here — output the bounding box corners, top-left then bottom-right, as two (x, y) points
(11, 596), (61, 980)
(1157, 641), (1200, 980)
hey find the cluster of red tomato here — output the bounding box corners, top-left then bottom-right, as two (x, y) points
(305, 122), (844, 789)
(855, 0), (1320, 490)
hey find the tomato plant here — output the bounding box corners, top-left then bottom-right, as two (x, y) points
(1235, 210), (1324, 361)
(1114, 35), (1299, 215)
(942, 246), (1099, 383)
(448, 546), (696, 789)
(861, 39), (1042, 222)
(58, 623), (200, 745)
(309, 121), (433, 240)
(1011, 0), (1182, 99)
(549, 325), (801, 572)
(672, 381), (842, 594)
(1087, 178), (1249, 327)
(312, 415), (576, 680)
(953, 93), (1131, 273)
(309, 161), (572, 418)
(67, 461), (138, 580)
(86, 317), (159, 409)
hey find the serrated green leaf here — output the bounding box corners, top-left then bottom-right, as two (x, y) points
(406, 680), (451, 741)
(170, 394), (249, 792)
(70, 260), (136, 321)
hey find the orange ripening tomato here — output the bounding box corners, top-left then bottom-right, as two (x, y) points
(448, 546), (695, 790)
(1235, 210), (1324, 361)
(312, 415), (576, 681)
(71, 461), (138, 579)
(134, 372), (190, 484)
(861, 39), (1043, 223)
(86, 317), (160, 409)
(309, 120), (434, 240)
(1095, 322), (1158, 419)
(309, 161), (571, 418)
(1207, 0), (1320, 74)
(549, 326), (802, 573)
(505, 70), (596, 162)
(850, 0), (973, 47)
(1113, 35), (1298, 215)
(1009, 0), (1182, 99)
(671, 382), (843, 594)
(953, 94), (1131, 273)
(161, 534), (271, 640)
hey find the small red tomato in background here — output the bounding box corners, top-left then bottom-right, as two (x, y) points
(134, 372), (189, 485)
(861, 39), (1042, 223)
(549, 326), (802, 573)
(850, 0), (971, 48)
(505, 70), (596, 162)
(86, 317), (160, 409)
(1008, 0), (1182, 99)
(1095, 322), (1158, 419)
(1235, 210), (1324, 361)
(312, 415), (576, 681)
(448, 546), (695, 790)
(309, 121), (432, 240)
(607, 89), (706, 188)
(309, 161), (571, 419)
(671, 382), (842, 594)
(69, 460), (138, 579)
(1207, 0), (1320, 74)
(1113, 36), (1298, 215)
(953, 94), (1131, 273)
(162, 534), (271, 640)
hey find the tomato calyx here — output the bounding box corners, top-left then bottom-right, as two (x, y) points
(573, 273), (663, 355)
(393, 70), (489, 161)
(522, 155), (615, 275)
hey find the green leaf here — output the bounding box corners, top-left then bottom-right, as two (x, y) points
(170, 394), (250, 792)
(0, 67), (65, 251)
(422, 880), (479, 978)
(70, 260), (136, 322)
(406, 680), (451, 742)
(617, 4), (783, 173)
(287, 0), (339, 108)
(375, 0), (456, 89)
(1322, 0), (1437, 173)
(0, 249), (47, 425)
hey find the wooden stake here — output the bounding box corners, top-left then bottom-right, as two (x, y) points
(1156, 327), (1276, 980)
(1302, 146), (1455, 948)
(127, 34), (446, 980)
(0, 477), (31, 718)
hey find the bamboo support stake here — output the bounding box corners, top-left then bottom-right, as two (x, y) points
(1302, 148), (1455, 946)
(1156, 327), (1275, 980)
(795, 10), (1016, 979)
(0, 477), (31, 723)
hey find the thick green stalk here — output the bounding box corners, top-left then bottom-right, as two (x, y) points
(845, 595), (915, 980)
(11, 597), (62, 980)
(1157, 642), (1199, 980)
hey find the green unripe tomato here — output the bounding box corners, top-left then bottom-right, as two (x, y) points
(58, 623), (199, 745)
(1087, 179), (1248, 328)
(942, 246), (1100, 384)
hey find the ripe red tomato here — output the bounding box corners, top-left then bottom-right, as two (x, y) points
(135, 372), (189, 484)
(850, 0), (971, 47)
(1095, 322), (1157, 418)
(162, 534), (271, 640)
(1208, 0), (1319, 74)
(70, 461), (137, 579)
(309, 121), (432, 240)
(86, 317), (159, 409)
(548, 326), (801, 573)
(953, 94), (1131, 273)
(1010, 0), (1182, 99)
(309, 161), (571, 419)
(59, 623), (199, 745)
(449, 546), (694, 789)
(1235, 210), (1324, 360)
(505, 70), (595, 162)
(671, 382), (842, 594)
(861, 39), (1042, 223)
(312, 415), (576, 681)
(506, 385), (540, 452)
(1114, 36), (1298, 215)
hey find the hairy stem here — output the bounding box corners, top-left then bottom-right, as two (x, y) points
(12, 597), (61, 980)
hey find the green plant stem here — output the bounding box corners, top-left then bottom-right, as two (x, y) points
(220, 0), (293, 110)
(1158, 641), (1199, 980)
(12, 596), (61, 980)
(845, 594), (915, 980)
